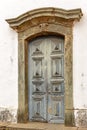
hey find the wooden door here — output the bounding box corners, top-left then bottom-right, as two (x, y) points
(28, 36), (64, 123)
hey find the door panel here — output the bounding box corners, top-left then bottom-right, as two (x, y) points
(32, 95), (47, 121)
(28, 36), (64, 123)
(48, 95), (64, 123)
(51, 57), (64, 78)
(29, 38), (47, 122)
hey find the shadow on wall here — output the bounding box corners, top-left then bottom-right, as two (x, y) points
(76, 109), (87, 127)
(0, 107), (17, 123)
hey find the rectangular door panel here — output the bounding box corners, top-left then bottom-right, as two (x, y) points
(51, 57), (64, 78)
(32, 58), (43, 78)
(51, 37), (64, 54)
(32, 81), (46, 94)
(48, 95), (64, 123)
(51, 81), (64, 93)
(31, 95), (47, 122)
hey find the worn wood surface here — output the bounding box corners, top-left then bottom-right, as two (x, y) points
(28, 36), (64, 123)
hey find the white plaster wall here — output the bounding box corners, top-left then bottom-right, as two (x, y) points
(73, 15), (87, 109)
(0, 0), (87, 121)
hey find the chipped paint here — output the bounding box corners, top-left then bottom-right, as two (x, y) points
(0, 107), (17, 123)
(75, 109), (87, 127)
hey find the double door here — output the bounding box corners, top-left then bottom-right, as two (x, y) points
(28, 36), (64, 123)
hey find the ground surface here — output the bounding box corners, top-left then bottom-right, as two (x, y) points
(0, 122), (87, 130)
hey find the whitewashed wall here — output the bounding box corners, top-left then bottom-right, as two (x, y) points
(0, 0), (87, 126)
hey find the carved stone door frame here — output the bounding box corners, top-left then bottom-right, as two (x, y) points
(6, 7), (83, 126)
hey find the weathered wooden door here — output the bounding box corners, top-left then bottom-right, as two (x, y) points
(28, 36), (64, 123)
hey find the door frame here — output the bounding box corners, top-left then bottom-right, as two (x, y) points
(6, 7), (83, 126)
(19, 27), (74, 126)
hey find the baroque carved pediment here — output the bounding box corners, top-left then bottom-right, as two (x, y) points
(6, 7), (83, 32)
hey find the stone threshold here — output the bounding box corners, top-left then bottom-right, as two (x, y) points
(0, 122), (87, 130)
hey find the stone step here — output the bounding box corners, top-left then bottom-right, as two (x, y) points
(0, 122), (87, 130)
(6, 128), (42, 130)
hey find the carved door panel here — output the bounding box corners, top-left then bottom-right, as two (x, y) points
(29, 38), (47, 122)
(28, 36), (64, 123)
(47, 37), (64, 123)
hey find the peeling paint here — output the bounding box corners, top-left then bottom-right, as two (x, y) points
(0, 107), (17, 123)
(75, 109), (87, 127)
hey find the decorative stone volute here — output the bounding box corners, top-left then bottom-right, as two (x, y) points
(6, 7), (83, 32)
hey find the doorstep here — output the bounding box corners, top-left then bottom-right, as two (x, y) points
(0, 122), (87, 130)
